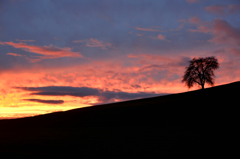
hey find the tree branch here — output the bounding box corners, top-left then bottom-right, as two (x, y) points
(193, 79), (201, 85)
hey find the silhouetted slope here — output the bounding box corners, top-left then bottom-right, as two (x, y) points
(0, 81), (239, 158)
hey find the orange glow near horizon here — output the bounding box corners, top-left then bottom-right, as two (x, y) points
(0, 53), (239, 119)
(0, 71), (183, 119)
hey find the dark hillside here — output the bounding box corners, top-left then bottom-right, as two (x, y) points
(0, 81), (239, 158)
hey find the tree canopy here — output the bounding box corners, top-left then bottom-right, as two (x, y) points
(182, 56), (219, 89)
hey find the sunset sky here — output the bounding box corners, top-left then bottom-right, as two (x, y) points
(0, 0), (240, 119)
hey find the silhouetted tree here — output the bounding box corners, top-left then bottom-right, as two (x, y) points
(182, 56), (219, 89)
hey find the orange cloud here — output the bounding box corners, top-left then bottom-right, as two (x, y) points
(1, 50), (239, 119)
(0, 41), (82, 61)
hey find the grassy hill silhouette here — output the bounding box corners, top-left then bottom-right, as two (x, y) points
(0, 81), (238, 158)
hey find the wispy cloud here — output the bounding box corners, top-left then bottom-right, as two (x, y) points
(136, 33), (144, 36)
(0, 41), (82, 62)
(177, 19), (187, 23)
(205, 4), (227, 15)
(15, 39), (35, 42)
(187, 17), (212, 33)
(188, 16), (200, 24)
(134, 27), (164, 32)
(1, 42), (81, 60)
(6, 53), (23, 57)
(205, 4), (240, 15)
(188, 25), (212, 33)
(73, 38), (115, 49)
(149, 34), (170, 42)
(128, 54), (138, 58)
(186, 0), (200, 4)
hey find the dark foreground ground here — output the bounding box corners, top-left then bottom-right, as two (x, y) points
(0, 82), (239, 158)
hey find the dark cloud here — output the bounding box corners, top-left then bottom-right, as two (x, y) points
(131, 84), (141, 89)
(213, 49), (226, 54)
(17, 86), (100, 97)
(137, 56), (191, 73)
(99, 91), (168, 103)
(15, 86), (169, 104)
(24, 99), (64, 104)
(139, 64), (162, 72)
(173, 56), (192, 67)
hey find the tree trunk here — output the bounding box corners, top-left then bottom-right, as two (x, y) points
(201, 84), (204, 89)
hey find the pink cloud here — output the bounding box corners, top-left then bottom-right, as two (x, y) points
(188, 18), (240, 45)
(176, 24), (184, 30)
(229, 48), (240, 55)
(15, 39), (35, 42)
(128, 54), (138, 58)
(188, 17), (200, 24)
(177, 19), (187, 23)
(134, 27), (162, 32)
(175, 19), (187, 31)
(228, 4), (240, 14)
(205, 4), (240, 15)
(186, 0), (200, 4)
(73, 38), (114, 49)
(6, 53), (23, 57)
(86, 38), (109, 48)
(205, 5), (227, 15)
(208, 18), (240, 46)
(157, 34), (165, 40)
(72, 40), (85, 43)
(129, 54), (180, 64)
(149, 34), (170, 42)
(188, 17), (240, 57)
(136, 33), (144, 36)
(0, 41), (82, 61)
(188, 25), (212, 33)
(188, 17), (212, 33)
